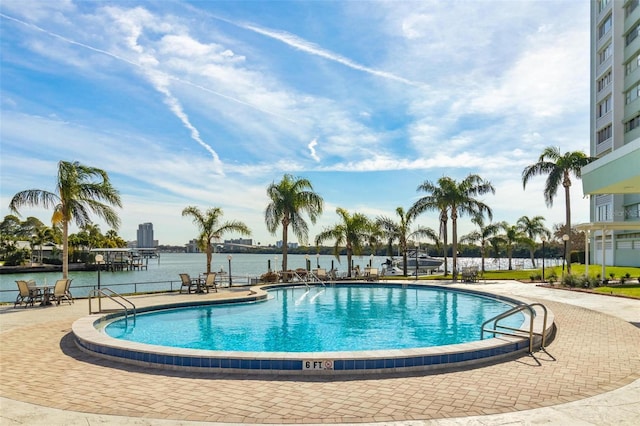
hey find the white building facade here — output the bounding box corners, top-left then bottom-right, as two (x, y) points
(582, 0), (640, 268)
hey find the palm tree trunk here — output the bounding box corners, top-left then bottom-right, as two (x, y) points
(206, 241), (212, 274)
(452, 214), (458, 282)
(282, 223), (289, 282)
(530, 248), (537, 268)
(62, 221), (69, 279)
(402, 240), (408, 276)
(440, 213), (448, 276)
(564, 178), (572, 274)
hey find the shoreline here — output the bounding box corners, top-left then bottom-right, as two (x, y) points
(0, 263), (92, 274)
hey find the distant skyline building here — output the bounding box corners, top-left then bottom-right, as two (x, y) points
(136, 222), (156, 248)
(185, 239), (201, 253)
(276, 241), (298, 249)
(580, 0), (640, 268)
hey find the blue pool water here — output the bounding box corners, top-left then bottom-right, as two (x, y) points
(104, 285), (523, 352)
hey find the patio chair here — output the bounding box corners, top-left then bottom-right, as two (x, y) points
(179, 273), (200, 294)
(314, 268), (328, 281)
(14, 280), (42, 308)
(64, 278), (74, 302)
(366, 267), (379, 281)
(202, 273), (217, 293)
(51, 279), (73, 305)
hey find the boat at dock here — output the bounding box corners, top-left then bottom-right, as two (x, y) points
(381, 252), (443, 276)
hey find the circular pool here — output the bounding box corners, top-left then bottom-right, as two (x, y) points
(72, 283), (555, 375)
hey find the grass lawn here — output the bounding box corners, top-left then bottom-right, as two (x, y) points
(395, 263), (640, 299)
(593, 284), (640, 298)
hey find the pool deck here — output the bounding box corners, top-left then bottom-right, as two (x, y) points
(1, 280), (639, 425)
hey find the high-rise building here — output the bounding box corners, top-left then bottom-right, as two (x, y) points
(137, 222), (155, 248)
(579, 0), (640, 268)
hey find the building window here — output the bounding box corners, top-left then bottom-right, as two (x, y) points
(597, 124), (612, 143)
(597, 71), (612, 92)
(597, 204), (612, 222)
(626, 0), (638, 17)
(626, 53), (640, 76)
(626, 23), (639, 46)
(625, 203), (640, 220)
(600, 0), (611, 13)
(598, 43), (612, 65)
(625, 82), (640, 104)
(625, 114), (640, 132)
(599, 15), (612, 39)
(597, 96), (612, 117)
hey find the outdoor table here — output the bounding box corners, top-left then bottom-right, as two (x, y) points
(33, 286), (52, 306)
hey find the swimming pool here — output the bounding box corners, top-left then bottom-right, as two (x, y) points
(104, 285), (524, 352)
(73, 283), (555, 375)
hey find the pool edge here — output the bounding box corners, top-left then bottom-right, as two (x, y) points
(72, 283), (556, 376)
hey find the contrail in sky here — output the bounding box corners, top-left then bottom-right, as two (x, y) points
(241, 23), (424, 87)
(0, 12), (297, 132)
(195, 6), (425, 88)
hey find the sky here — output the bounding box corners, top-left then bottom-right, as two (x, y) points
(0, 0), (592, 247)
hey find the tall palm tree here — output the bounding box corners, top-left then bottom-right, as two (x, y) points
(516, 215), (550, 268)
(265, 175), (324, 278)
(376, 206), (437, 276)
(413, 174), (494, 280)
(459, 215), (500, 273)
(182, 206), (251, 275)
(9, 160), (122, 278)
(522, 147), (595, 274)
(412, 178), (452, 275)
(315, 208), (376, 278)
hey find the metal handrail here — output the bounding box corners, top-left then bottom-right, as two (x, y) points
(89, 287), (136, 322)
(481, 302), (548, 354)
(306, 271), (327, 287)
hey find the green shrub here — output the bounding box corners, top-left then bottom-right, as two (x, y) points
(562, 274), (580, 288)
(3, 248), (30, 266)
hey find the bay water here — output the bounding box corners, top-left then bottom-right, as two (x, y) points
(0, 252), (554, 303)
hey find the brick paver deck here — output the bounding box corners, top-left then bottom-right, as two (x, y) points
(1, 286), (639, 424)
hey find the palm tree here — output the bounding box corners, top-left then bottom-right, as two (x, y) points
(411, 178), (452, 275)
(522, 147), (595, 274)
(413, 175), (495, 280)
(496, 222), (529, 270)
(376, 206), (437, 276)
(459, 215), (500, 273)
(9, 160), (122, 278)
(315, 208), (377, 278)
(30, 225), (55, 264)
(182, 206), (251, 275)
(265, 174), (324, 278)
(516, 215), (550, 268)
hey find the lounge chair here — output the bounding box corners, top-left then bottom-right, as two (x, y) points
(179, 273), (200, 294)
(314, 268), (328, 281)
(202, 273), (217, 293)
(50, 279), (73, 305)
(14, 280), (42, 308)
(366, 267), (379, 281)
(64, 278), (74, 302)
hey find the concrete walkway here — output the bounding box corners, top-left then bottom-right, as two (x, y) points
(1, 281), (639, 425)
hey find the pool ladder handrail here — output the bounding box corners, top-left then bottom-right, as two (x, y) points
(306, 271), (327, 287)
(481, 302), (548, 354)
(89, 287), (137, 322)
